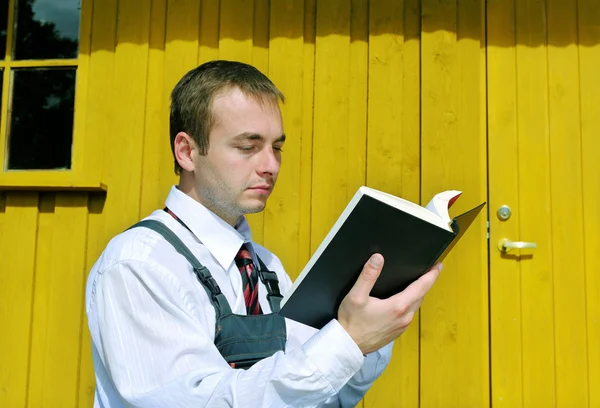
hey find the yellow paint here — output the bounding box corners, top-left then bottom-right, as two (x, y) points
(489, 0), (600, 407)
(1, 0), (598, 406)
(579, 2), (600, 406)
(28, 194), (89, 407)
(363, 1), (420, 407)
(0, 172), (106, 192)
(420, 0), (489, 407)
(139, 0), (168, 218)
(75, 1), (119, 406)
(198, 0), (220, 64)
(0, 0), (17, 174)
(487, 0), (523, 405)
(547, 0), (588, 405)
(298, 0), (316, 276)
(0, 193), (38, 408)
(311, 0), (352, 252)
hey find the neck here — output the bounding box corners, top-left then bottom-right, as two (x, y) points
(177, 177), (241, 227)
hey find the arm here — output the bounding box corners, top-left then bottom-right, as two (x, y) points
(89, 259), (366, 408)
(278, 263), (394, 408)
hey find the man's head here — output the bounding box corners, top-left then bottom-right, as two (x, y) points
(170, 60), (286, 226)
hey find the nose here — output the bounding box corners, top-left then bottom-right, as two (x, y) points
(256, 146), (280, 177)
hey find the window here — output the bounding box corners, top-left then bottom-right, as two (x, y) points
(0, 0), (104, 191)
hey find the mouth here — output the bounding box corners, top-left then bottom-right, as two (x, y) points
(247, 185), (272, 195)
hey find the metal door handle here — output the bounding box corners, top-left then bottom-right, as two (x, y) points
(497, 238), (538, 253)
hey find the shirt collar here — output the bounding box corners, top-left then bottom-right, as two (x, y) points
(164, 186), (253, 270)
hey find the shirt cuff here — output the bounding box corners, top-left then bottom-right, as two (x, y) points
(302, 319), (364, 392)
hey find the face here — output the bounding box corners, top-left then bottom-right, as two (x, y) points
(184, 88), (285, 225)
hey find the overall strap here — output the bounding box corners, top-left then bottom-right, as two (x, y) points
(257, 258), (283, 313)
(165, 206), (285, 314)
(128, 220), (233, 316)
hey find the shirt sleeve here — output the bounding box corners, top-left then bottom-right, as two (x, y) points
(275, 259), (394, 408)
(89, 259), (383, 408)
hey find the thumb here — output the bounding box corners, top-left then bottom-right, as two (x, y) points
(348, 253), (384, 300)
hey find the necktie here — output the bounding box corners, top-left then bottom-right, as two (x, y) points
(235, 244), (262, 315)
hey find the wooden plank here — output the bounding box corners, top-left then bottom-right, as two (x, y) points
(514, 0), (556, 405)
(27, 194), (54, 407)
(140, 0), (168, 217)
(79, 193), (106, 408)
(578, 0), (600, 405)
(158, 0), (201, 206)
(345, 0), (367, 199)
(253, 0), (269, 74)
(219, 0), (254, 62)
(28, 194), (88, 407)
(198, 0), (220, 64)
(0, 193), (38, 408)
(546, 0), (589, 405)
(0, 0), (15, 169)
(77, 0), (118, 404)
(486, 0), (523, 406)
(311, 0), (351, 252)
(71, 0), (95, 179)
(420, 0), (488, 406)
(363, 0), (419, 407)
(454, 0), (489, 404)
(83, 0), (118, 241)
(0, 194), (4, 228)
(106, 0), (151, 232)
(263, 0), (304, 277)
(297, 0), (316, 276)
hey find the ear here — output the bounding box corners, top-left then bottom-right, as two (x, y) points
(173, 132), (196, 172)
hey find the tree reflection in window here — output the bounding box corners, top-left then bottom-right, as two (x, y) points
(14, 0), (80, 60)
(0, 4), (7, 58)
(3, 0), (81, 170)
(7, 69), (76, 170)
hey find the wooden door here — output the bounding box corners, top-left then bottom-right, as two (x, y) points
(487, 0), (600, 406)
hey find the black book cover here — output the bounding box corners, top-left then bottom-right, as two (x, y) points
(278, 193), (485, 329)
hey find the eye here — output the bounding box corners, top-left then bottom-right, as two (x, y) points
(273, 145), (284, 153)
(237, 145), (255, 152)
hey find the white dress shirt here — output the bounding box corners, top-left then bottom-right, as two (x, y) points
(85, 186), (393, 408)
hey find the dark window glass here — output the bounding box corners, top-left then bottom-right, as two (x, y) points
(7, 68), (76, 170)
(13, 0), (80, 60)
(0, 2), (7, 58)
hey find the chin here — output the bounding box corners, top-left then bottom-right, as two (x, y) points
(241, 201), (267, 215)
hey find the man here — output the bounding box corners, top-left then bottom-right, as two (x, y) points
(85, 60), (441, 407)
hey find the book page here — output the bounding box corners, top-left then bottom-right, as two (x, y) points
(425, 190), (462, 225)
(362, 187), (452, 231)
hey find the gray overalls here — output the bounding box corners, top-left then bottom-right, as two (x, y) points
(130, 219), (287, 369)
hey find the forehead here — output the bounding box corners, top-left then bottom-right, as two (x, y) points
(210, 87), (283, 136)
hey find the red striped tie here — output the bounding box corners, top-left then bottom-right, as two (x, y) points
(235, 244), (262, 315)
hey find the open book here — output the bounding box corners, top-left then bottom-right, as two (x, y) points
(278, 186), (486, 329)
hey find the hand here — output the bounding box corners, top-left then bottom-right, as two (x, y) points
(337, 254), (441, 355)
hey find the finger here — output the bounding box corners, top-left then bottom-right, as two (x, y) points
(347, 253), (384, 300)
(391, 263), (441, 305)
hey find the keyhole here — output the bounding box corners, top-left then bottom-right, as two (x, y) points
(497, 205), (512, 221)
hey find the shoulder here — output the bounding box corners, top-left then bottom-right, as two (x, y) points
(95, 212), (174, 267)
(85, 212), (188, 301)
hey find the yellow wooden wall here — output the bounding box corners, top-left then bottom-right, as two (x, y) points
(0, 0), (596, 407)
(487, 0), (600, 407)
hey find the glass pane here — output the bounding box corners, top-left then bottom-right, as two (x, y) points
(0, 2), (7, 58)
(7, 68), (76, 170)
(13, 0), (80, 60)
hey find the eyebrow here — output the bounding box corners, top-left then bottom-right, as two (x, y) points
(232, 132), (286, 143)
